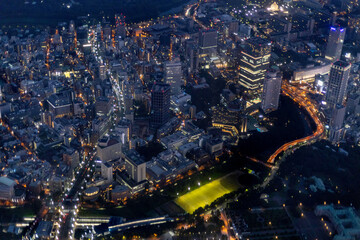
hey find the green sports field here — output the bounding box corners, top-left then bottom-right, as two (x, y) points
(175, 172), (241, 213)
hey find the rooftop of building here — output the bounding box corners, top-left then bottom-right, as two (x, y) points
(247, 37), (271, 46)
(36, 221), (53, 237)
(47, 91), (72, 107)
(151, 83), (171, 92)
(0, 176), (16, 187)
(206, 138), (223, 146)
(124, 149), (146, 165)
(333, 60), (351, 68)
(98, 136), (120, 148)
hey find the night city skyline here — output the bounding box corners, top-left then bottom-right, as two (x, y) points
(0, 0), (360, 240)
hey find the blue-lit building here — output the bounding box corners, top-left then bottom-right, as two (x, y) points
(325, 26), (346, 62)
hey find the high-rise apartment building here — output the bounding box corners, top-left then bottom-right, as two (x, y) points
(325, 61), (350, 110)
(150, 83), (171, 128)
(261, 68), (282, 113)
(325, 26), (346, 61)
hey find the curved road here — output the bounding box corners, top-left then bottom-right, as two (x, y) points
(267, 82), (325, 164)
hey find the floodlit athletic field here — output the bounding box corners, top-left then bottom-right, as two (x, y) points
(175, 172), (241, 213)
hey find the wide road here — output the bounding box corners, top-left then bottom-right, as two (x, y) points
(267, 82), (325, 164)
(56, 151), (97, 240)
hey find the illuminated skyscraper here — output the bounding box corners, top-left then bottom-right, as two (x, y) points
(325, 26), (346, 61)
(325, 61), (350, 110)
(150, 83), (171, 128)
(261, 67), (282, 113)
(239, 37), (271, 103)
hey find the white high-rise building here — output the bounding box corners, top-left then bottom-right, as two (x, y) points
(261, 68), (282, 113)
(325, 61), (350, 110)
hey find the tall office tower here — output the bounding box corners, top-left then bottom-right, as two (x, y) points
(199, 29), (218, 57)
(239, 37), (271, 103)
(328, 105), (346, 144)
(185, 40), (199, 74)
(115, 14), (126, 39)
(150, 83), (171, 128)
(325, 26), (346, 61)
(261, 68), (282, 113)
(325, 61), (350, 110)
(165, 60), (182, 95)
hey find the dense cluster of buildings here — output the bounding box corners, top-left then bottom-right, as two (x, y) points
(0, 0), (360, 238)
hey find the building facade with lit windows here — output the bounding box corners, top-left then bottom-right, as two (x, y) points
(212, 103), (246, 136)
(239, 37), (271, 105)
(165, 60), (183, 95)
